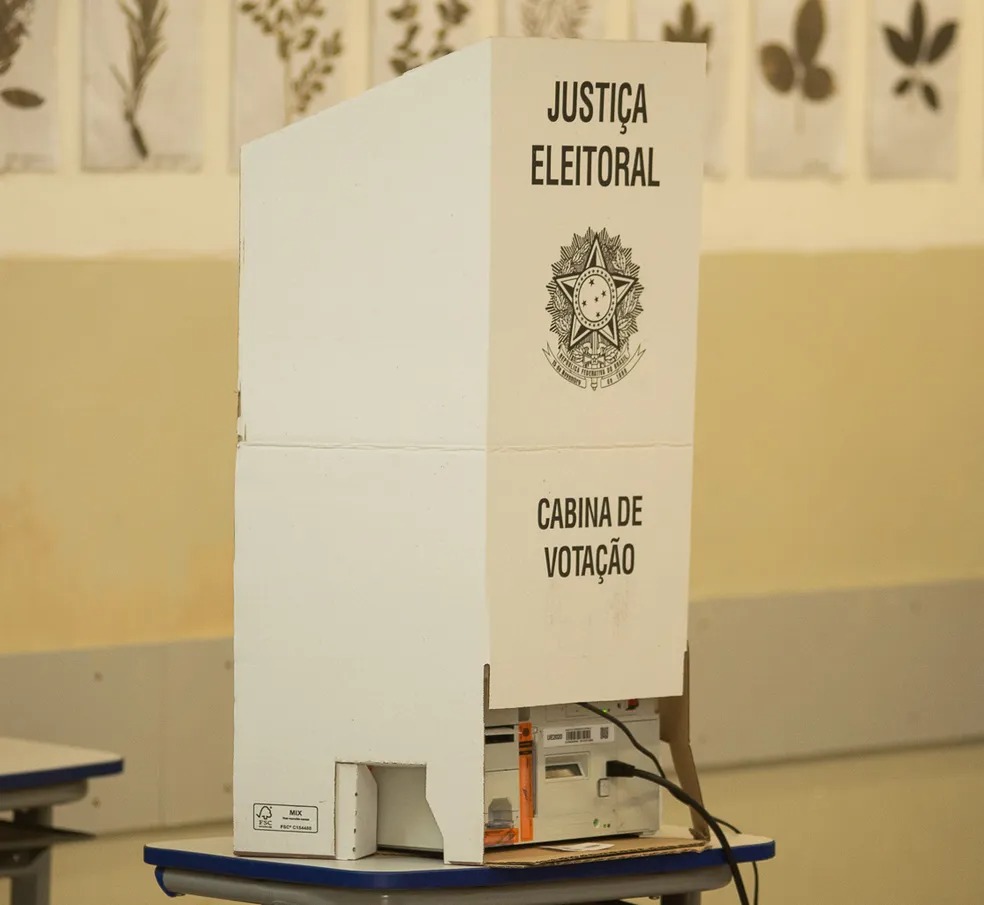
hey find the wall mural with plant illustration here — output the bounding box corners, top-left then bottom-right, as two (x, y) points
(232, 0), (348, 169)
(633, 0), (733, 177)
(868, 0), (961, 177)
(370, 0), (483, 86)
(0, 2), (979, 181)
(501, 0), (606, 39)
(82, 0), (203, 171)
(0, 0), (57, 171)
(751, 0), (846, 177)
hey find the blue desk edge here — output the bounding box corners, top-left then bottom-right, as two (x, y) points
(0, 758), (124, 793)
(146, 838), (776, 892)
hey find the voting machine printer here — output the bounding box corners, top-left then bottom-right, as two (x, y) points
(233, 36), (707, 866)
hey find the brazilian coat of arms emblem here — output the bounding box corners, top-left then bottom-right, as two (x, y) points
(543, 228), (645, 390)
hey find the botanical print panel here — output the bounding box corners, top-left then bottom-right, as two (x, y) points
(232, 0), (350, 169)
(0, 0), (58, 172)
(751, 0), (848, 177)
(83, 0), (204, 171)
(633, 0), (734, 177)
(868, 0), (961, 178)
(500, 0), (607, 39)
(371, 1), (486, 86)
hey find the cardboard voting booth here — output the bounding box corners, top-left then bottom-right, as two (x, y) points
(234, 36), (706, 865)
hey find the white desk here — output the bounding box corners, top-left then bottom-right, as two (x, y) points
(0, 737), (124, 905)
(145, 830), (775, 905)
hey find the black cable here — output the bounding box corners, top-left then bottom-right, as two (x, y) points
(716, 818), (759, 905)
(579, 703), (758, 904)
(606, 761), (750, 905)
(577, 702), (667, 778)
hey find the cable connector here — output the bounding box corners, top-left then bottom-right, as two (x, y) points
(605, 759), (637, 778)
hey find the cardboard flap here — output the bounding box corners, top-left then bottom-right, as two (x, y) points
(659, 647), (710, 841)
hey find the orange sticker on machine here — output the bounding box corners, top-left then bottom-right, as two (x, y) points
(484, 827), (519, 847)
(518, 720), (534, 842)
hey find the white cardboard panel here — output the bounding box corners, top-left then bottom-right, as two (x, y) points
(233, 443), (488, 861)
(238, 43), (492, 449)
(486, 39), (704, 451)
(162, 638), (234, 826)
(0, 646), (164, 833)
(486, 445), (693, 708)
(235, 37), (705, 861)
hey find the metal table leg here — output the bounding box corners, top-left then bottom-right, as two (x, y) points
(9, 849), (50, 905)
(10, 807), (53, 905)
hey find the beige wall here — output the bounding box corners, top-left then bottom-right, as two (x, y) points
(692, 248), (984, 599)
(0, 259), (237, 652)
(3, 248), (983, 651)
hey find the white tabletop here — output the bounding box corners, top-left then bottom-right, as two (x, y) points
(0, 736), (123, 790)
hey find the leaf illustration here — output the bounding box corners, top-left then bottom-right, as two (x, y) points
(437, 0), (468, 27)
(924, 20), (956, 63)
(758, 0), (836, 112)
(802, 64), (833, 100)
(882, 4), (957, 113)
(1, 86), (43, 107)
(883, 25), (917, 66)
(297, 26), (316, 50)
(558, 0), (588, 38)
(520, 0), (541, 36)
(663, 1), (713, 52)
(909, 0), (925, 57)
(681, 2), (694, 34)
(0, 0), (46, 106)
(239, 0), (344, 123)
(388, 0), (416, 22)
(761, 43), (794, 93)
(430, 0), (471, 60)
(521, 0), (587, 39)
(113, 0), (169, 159)
(795, 0), (824, 66)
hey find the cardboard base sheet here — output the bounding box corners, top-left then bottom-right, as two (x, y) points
(481, 834), (709, 867)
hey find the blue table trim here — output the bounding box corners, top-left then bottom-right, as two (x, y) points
(0, 759), (124, 793)
(146, 839), (776, 892)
